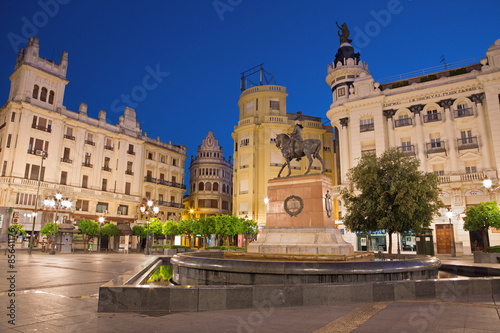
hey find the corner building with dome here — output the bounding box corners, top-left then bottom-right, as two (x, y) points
(326, 36), (500, 255)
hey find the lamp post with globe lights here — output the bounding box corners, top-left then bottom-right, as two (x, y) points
(98, 216), (105, 253)
(43, 193), (73, 255)
(140, 200), (159, 255)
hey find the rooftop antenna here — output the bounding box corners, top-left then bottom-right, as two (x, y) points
(240, 64), (277, 91)
(440, 54), (448, 70)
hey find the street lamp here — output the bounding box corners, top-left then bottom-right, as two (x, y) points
(446, 210), (456, 257)
(28, 150), (47, 255)
(140, 200), (159, 255)
(98, 216), (104, 253)
(43, 193), (73, 255)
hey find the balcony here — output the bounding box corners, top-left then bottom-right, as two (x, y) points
(127, 150), (135, 155)
(394, 118), (412, 128)
(457, 136), (479, 151)
(85, 140), (95, 146)
(453, 107), (474, 118)
(426, 141), (446, 156)
(144, 176), (157, 183)
(361, 149), (376, 156)
(158, 200), (184, 209)
(438, 172), (485, 183)
(82, 162), (93, 168)
(423, 113), (442, 123)
(27, 149), (48, 157)
(102, 166), (112, 172)
(31, 124), (51, 133)
(61, 157), (72, 164)
(125, 169), (134, 175)
(156, 178), (187, 189)
(397, 145), (416, 156)
(64, 134), (75, 140)
(360, 123), (374, 133)
(104, 145), (114, 151)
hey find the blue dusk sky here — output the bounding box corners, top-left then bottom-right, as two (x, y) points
(0, 0), (499, 188)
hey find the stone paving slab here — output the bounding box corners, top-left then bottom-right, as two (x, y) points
(1, 252), (499, 332)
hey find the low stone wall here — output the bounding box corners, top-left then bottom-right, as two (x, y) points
(473, 252), (500, 264)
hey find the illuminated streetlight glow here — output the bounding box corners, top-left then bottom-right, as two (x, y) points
(484, 179), (493, 189)
(99, 216), (104, 223)
(446, 211), (453, 219)
(264, 197), (269, 205)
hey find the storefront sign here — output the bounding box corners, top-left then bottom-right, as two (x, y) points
(465, 189), (484, 196)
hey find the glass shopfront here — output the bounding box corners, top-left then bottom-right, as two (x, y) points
(401, 232), (416, 252)
(356, 231), (387, 252)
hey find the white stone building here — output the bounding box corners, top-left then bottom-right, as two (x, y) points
(0, 37), (186, 250)
(326, 38), (500, 254)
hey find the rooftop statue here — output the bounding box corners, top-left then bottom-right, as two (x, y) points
(276, 121), (325, 177)
(336, 22), (352, 44)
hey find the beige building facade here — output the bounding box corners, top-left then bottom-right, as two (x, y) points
(0, 37), (186, 249)
(326, 38), (500, 254)
(184, 130), (233, 219)
(232, 85), (337, 228)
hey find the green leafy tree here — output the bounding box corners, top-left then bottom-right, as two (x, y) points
(7, 223), (26, 237)
(162, 220), (179, 247)
(214, 215), (242, 250)
(178, 219), (195, 248)
(191, 216), (216, 248)
(40, 222), (59, 252)
(132, 225), (146, 251)
(341, 148), (442, 254)
(464, 201), (500, 250)
(148, 218), (164, 244)
(240, 218), (258, 247)
(78, 219), (100, 252)
(101, 223), (120, 251)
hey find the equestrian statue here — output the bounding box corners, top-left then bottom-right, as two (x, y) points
(276, 121), (325, 178)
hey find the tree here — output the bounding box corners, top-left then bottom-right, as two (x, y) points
(78, 219), (100, 252)
(341, 148), (442, 254)
(101, 223), (120, 251)
(7, 223), (26, 238)
(191, 217), (216, 248)
(40, 222), (59, 252)
(240, 218), (258, 247)
(214, 215), (242, 250)
(133, 225), (146, 251)
(464, 201), (500, 250)
(178, 219), (195, 247)
(162, 220), (179, 247)
(148, 218), (164, 245)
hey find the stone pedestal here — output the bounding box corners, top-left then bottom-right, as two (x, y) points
(247, 174), (353, 255)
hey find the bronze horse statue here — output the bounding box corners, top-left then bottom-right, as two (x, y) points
(275, 133), (325, 177)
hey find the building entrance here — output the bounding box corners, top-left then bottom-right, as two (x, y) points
(435, 224), (452, 254)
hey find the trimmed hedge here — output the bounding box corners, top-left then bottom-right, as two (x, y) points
(204, 246), (246, 251)
(487, 245), (500, 253)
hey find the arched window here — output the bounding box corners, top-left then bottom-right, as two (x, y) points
(40, 87), (48, 102)
(32, 85), (39, 99)
(213, 182), (219, 192)
(199, 182), (204, 191)
(205, 182), (212, 191)
(48, 90), (55, 104)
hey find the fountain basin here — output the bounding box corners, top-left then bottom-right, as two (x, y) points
(171, 251), (441, 285)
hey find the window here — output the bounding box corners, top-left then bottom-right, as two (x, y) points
(213, 182), (219, 191)
(145, 192), (151, 200)
(239, 179), (249, 194)
(32, 85), (39, 99)
(432, 164), (444, 176)
(270, 98), (279, 110)
(48, 91), (54, 104)
(102, 178), (107, 191)
(7, 134), (11, 148)
(118, 205), (128, 215)
(128, 144), (134, 154)
(460, 130), (473, 144)
(222, 201), (228, 210)
(427, 108), (438, 120)
(63, 147), (70, 159)
(60, 171), (67, 185)
(158, 194), (164, 203)
(30, 165), (43, 180)
(82, 175), (88, 188)
(125, 182), (131, 195)
(40, 87), (47, 102)
(430, 133), (441, 148)
(104, 138), (113, 150)
(172, 176), (176, 183)
(32, 116), (51, 132)
(172, 158), (177, 167)
(160, 155), (165, 163)
(147, 151), (154, 160)
(159, 173), (165, 181)
(85, 133), (95, 145)
(76, 200), (89, 211)
(401, 138), (411, 151)
(84, 152), (91, 165)
(360, 118), (374, 132)
(24, 164), (29, 179)
(104, 157), (110, 169)
(96, 202), (108, 213)
(11, 112), (15, 122)
(337, 87), (346, 97)
(126, 161), (133, 175)
(171, 196), (175, 203)
(199, 182), (204, 191)
(64, 127), (74, 140)
(1, 161), (6, 176)
(465, 161), (477, 174)
(206, 182), (212, 191)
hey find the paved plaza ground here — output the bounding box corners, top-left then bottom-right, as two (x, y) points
(0, 250), (499, 332)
